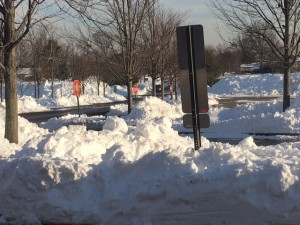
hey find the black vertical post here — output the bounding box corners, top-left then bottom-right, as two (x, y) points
(186, 26), (201, 150)
(176, 24), (208, 150)
(77, 96), (80, 118)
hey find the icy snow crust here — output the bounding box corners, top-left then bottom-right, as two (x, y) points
(1, 75), (300, 224)
(209, 73), (300, 96)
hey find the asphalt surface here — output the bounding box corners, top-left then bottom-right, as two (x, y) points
(19, 100), (126, 123)
(209, 137), (296, 146)
(216, 95), (282, 108)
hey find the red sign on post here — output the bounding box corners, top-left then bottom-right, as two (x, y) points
(170, 84), (173, 93)
(132, 85), (138, 95)
(73, 80), (82, 97)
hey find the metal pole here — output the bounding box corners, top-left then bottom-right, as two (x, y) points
(283, 0), (290, 111)
(187, 26), (201, 150)
(77, 96), (80, 118)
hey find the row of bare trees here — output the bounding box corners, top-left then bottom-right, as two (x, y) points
(0, 0), (183, 144)
(211, 0), (300, 111)
(15, 25), (116, 98)
(70, 0), (182, 113)
(205, 34), (279, 85)
(3, 0), (300, 144)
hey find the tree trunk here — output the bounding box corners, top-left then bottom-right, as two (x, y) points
(34, 79), (37, 98)
(175, 78), (178, 100)
(38, 82), (41, 99)
(4, 0), (18, 143)
(152, 77), (156, 96)
(127, 78), (133, 114)
(283, 66), (290, 111)
(60, 81), (63, 97)
(283, 0), (291, 112)
(0, 77), (3, 102)
(97, 81), (100, 96)
(170, 81), (174, 100)
(103, 82), (106, 97)
(19, 81), (24, 97)
(4, 48), (18, 143)
(161, 77), (164, 100)
(51, 77), (54, 98)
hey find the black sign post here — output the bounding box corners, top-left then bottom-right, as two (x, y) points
(176, 25), (209, 150)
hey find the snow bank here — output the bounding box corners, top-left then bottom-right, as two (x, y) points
(209, 73), (300, 96)
(199, 95), (300, 137)
(124, 97), (183, 122)
(2, 74), (300, 224)
(16, 80), (126, 111)
(2, 112), (300, 224)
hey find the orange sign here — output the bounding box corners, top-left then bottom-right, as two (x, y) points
(73, 80), (82, 97)
(170, 84), (173, 93)
(132, 85), (138, 95)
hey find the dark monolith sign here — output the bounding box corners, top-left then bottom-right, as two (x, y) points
(176, 25), (210, 150)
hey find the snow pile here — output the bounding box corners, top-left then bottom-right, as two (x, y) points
(125, 97), (183, 120)
(18, 96), (48, 112)
(2, 74), (300, 224)
(204, 99), (300, 136)
(0, 104), (193, 224)
(17, 79), (126, 111)
(2, 111), (300, 224)
(209, 73), (300, 96)
(0, 105), (48, 157)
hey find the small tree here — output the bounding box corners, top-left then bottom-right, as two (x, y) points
(0, 1), (65, 143)
(72, 52), (94, 94)
(211, 0), (300, 111)
(0, 0), (42, 143)
(205, 46), (222, 86)
(42, 39), (65, 98)
(28, 27), (49, 99)
(142, 3), (182, 98)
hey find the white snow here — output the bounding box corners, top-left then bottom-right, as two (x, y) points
(1, 74), (300, 224)
(209, 73), (300, 96)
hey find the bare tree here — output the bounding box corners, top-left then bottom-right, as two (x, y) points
(0, 1), (65, 143)
(72, 51), (94, 94)
(215, 44), (242, 74)
(211, 0), (300, 111)
(156, 9), (182, 100)
(42, 38), (66, 98)
(68, 0), (157, 113)
(91, 53), (113, 96)
(142, 3), (182, 98)
(0, 0), (42, 143)
(230, 23), (278, 70)
(101, 0), (156, 113)
(142, 0), (160, 97)
(162, 38), (180, 100)
(27, 27), (49, 99)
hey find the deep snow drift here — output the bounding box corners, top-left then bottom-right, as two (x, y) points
(1, 74), (300, 225)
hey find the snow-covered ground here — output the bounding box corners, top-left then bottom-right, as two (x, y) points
(1, 74), (300, 224)
(209, 73), (300, 96)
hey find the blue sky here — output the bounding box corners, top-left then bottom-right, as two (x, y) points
(163, 0), (226, 46)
